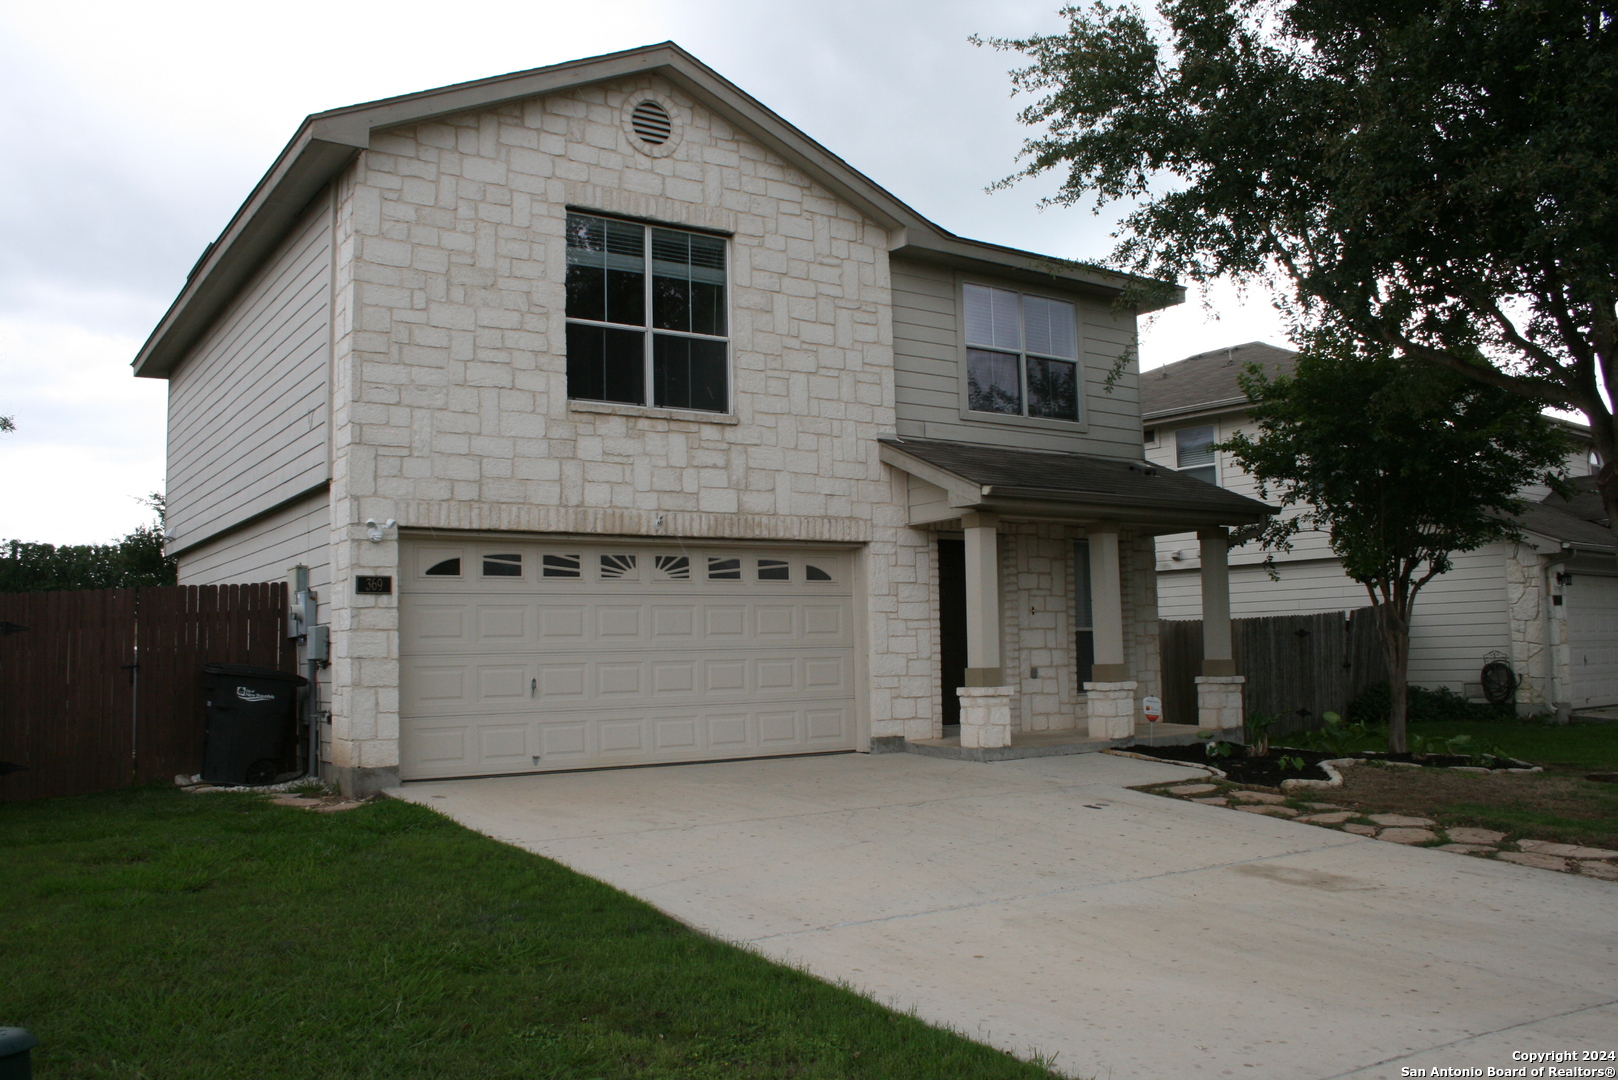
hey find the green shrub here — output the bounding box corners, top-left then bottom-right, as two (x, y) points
(1345, 681), (1506, 726)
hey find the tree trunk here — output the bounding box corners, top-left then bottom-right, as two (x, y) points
(1373, 601), (1412, 753)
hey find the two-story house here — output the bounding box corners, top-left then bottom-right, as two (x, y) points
(134, 44), (1272, 796)
(1143, 342), (1617, 716)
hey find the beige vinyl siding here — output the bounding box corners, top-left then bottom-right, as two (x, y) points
(890, 259), (1145, 458)
(1158, 545), (1513, 691)
(176, 489), (334, 770)
(166, 196), (333, 553)
(175, 489), (331, 595)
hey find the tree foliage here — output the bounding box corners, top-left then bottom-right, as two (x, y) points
(1220, 334), (1571, 749)
(0, 494), (177, 593)
(981, 0), (1618, 542)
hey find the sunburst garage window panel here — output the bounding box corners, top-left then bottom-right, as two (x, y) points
(565, 212), (729, 413)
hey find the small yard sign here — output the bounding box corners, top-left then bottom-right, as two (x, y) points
(1142, 695), (1162, 723)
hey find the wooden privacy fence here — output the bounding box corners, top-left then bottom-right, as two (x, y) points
(0, 583), (292, 802)
(1160, 610), (1388, 737)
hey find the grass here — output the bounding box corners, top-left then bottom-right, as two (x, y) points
(1403, 717), (1618, 772)
(2, 786), (1061, 1080)
(1326, 716), (1618, 773)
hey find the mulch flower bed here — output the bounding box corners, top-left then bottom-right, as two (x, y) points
(1117, 742), (1532, 788)
(1117, 742), (1337, 786)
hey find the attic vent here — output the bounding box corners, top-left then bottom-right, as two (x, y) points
(630, 100), (672, 144)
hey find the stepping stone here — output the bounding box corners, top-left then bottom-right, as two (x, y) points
(313, 801), (365, 813)
(1498, 851), (1569, 872)
(1167, 783), (1219, 795)
(1369, 813), (1436, 827)
(1378, 827), (1438, 845)
(1438, 843), (1497, 854)
(1231, 791), (1287, 804)
(1578, 860), (1618, 881)
(272, 796), (322, 808)
(1235, 805), (1298, 817)
(1298, 811), (1353, 824)
(1190, 797), (1228, 805)
(1305, 802), (1346, 811)
(1341, 823), (1379, 836)
(1446, 827), (1507, 845)
(1516, 839), (1618, 860)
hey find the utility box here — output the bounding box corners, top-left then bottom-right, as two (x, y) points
(201, 665), (308, 786)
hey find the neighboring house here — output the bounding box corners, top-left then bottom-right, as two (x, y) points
(1142, 342), (1618, 714)
(134, 44), (1272, 795)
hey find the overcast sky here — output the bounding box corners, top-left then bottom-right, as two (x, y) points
(0, 0), (1290, 544)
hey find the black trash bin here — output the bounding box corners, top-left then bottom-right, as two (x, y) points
(201, 664), (308, 786)
(0, 1028), (37, 1080)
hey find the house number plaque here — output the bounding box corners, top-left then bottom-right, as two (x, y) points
(355, 575), (393, 595)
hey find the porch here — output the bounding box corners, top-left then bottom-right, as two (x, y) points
(879, 437), (1275, 750)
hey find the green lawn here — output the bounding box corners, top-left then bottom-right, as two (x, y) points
(1322, 717), (1618, 772)
(1402, 717), (1618, 771)
(2, 787), (1058, 1080)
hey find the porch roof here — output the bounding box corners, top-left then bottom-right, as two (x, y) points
(878, 437), (1275, 529)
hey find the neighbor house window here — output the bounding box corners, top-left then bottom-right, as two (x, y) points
(1175, 425), (1218, 485)
(963, 283), (1080, 422)
(565, 212), (728, 412)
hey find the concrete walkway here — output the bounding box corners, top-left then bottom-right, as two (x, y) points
(391, 752), (1618, 1079)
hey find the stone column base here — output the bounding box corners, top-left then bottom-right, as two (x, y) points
(1195, 675), (1246, 730)
(958, 686), (1014, 749)
(1084, 680), (1139, 740)
(332, 764), (400, 798)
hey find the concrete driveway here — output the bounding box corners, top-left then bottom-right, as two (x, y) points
(391, 751), (1618, 1079)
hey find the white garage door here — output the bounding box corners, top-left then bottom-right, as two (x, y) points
(1566, 573), (1618, 709)
(399, 539), (859, 780)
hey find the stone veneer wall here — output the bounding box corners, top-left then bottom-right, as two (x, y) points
(1505, 542), (1551, 708)
(318, 73), (938, 780)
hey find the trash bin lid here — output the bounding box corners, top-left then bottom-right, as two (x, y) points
(202, 663), (308, 686)
(0, 1028), (37, 1056)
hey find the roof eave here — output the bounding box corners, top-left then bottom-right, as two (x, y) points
(131, 119), (366, 379)
(980, 485), (1274, 526)
(1140, 397), (1252, 424)
(889, 231), (1183, 309)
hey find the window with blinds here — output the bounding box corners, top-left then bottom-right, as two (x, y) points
(962, 283), (1081, 422)
(565, 212), (729, 413)
(1175, 425), (1218, 485)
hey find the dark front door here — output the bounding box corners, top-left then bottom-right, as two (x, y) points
(937, 538), (967, 731)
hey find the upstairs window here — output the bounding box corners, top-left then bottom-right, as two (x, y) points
(963, 284), (1080, 422)
(565, 212), (729, 413)
(1175, 425), (1218, 485)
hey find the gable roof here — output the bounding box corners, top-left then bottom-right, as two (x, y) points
(133, 42), (1181, 379)
(1139, 341), (1298, 423)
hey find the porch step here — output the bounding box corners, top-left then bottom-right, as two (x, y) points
(902, 722), (1206, 762)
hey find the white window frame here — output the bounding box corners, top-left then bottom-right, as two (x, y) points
(563, 210), (732, 415)
(1173, 423), (1220, 486)
(954, 278), (1088, 433)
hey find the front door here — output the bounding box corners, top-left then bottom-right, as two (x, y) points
(937, 537), (967, 732)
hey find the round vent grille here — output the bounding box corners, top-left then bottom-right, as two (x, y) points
(630, 100), (673, 144)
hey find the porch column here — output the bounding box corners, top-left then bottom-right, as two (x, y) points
(1084, 523), (1137, 740)
(958, 512), (1011, 749)
(1196, 527), (1245, 729)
